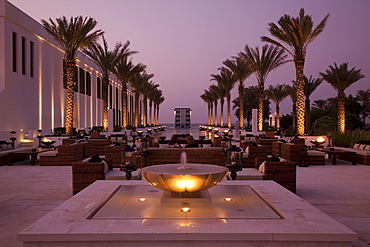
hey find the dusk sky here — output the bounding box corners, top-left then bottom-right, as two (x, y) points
(9, 0), (370, 124)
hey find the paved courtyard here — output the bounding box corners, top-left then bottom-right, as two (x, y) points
(0, 159), (369, 246)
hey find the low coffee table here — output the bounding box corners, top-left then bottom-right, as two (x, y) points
(315, 148), (356, 165)
(7, 148), (53, 166)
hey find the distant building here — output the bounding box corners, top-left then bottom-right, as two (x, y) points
(0, 0), (141, 143)
(174, 108), (191, 128)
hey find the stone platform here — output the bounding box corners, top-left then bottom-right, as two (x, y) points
(18, 180), (357, 247)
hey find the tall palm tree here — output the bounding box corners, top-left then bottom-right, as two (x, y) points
(356, 90), (370, 125)
(240, 44), (289, 131)
(211, 68), (236, 128)
(303, 75), (323, 132)
(232, 86), (258, 127)
(265, 84), (289, 129)
(210, 84), (226, 126)
(84, 36), (136, 131)
(141, 81), (159, 126)
(209, 85), (222, 126)
(222, 57), (252, 128)
(200, 92), (213, 125)
(42, 16), (103, 135)
(154, 95), (165, 126)
(312, 99), (327, 110)
(261, 8), (329, 135)
(112, 57), (145, 128)
(151, 89), (163, 126)
(148, 88), (161, 126)
(130, 71), (154, 127)
(320, 62), (365, 133)
(285, 84), (297, 130)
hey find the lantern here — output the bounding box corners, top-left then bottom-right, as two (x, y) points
(121, 145), (137, 180)
(140, 136), (149, 151)
(225, 145), (242, 180)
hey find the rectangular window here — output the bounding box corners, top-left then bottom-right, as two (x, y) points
(73, 66), (78, 92)
(30, 41), (34, 77)
(86, 72), (91, 96)
(79, 68), (85, 94)
(97, 77), (101, 99)
(12, 32), (17, 72)
(21, 37), (26, 75)
(116, 88), (119, 109)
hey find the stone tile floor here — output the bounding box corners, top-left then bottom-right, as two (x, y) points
(0, 159), (369, 246)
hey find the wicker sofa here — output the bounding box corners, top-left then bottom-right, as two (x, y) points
(280, 143), (325, 165)
(333, 142), (370, 165)
(72, 157), (113, 195)
(255, 156), (297, 193)
(143, 147), (225, 167)
(39, 143), (85, 166)
(242, 145), (270, 168)
(87, 139), (112, 155)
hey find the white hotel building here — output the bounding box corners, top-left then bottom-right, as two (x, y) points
(0, 0), (142, 143)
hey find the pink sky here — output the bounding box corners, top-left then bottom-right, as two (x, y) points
(9, 0), (370, 124)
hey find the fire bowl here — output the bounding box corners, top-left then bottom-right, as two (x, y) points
(141, 164), (228, 193)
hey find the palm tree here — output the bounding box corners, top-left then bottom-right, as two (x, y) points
(209, 85), (223, 126)
(211, 68), (236, 128)
(154, 95), (165, 126)
(285, 84), (297, 130)
(141, 81), (159, 126)
(356, 90), (370, 125)
(112, 57), (145, 128)
(303, 75), (323, 132)
(151, 89), (163, 126)
(148, 88), (161, 126)
(265, 84), (289, 129)
(261, 8), (329, 135)
(320, 62), (365, 133)
(200, 92), (213, 125)
(222, 57), (252, 128)
(84, 36), (136, 131)
(130, 71), (154, 127)
(312, 99), (327, 110)
(240, 44), (289, 131)
(42, 16), (103, 135)
(210, 84), (227, 126)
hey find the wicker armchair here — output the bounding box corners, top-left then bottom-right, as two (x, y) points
(143, 147), (225, 167)
(256, 138), (279, 153)
(39, 143), (84, 166)
(242, 145), (270, 168)
(72, 157), (113, 195)
(104, 145), (123, 168)
(255, 156), (297, 193)
(87, 139), (111, 155)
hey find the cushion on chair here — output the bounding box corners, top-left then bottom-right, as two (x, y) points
(38, 151), (58, 157)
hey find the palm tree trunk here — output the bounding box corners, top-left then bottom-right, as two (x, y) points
(64, 59), (75, 136)
(149, 100), (153, 126)
(214, 100), (218, 126)
(294, 57), (305, 135)
(258, 83), (264, 131)
(210, 103), (214, 125)
(143, 97), (147, 126)
(338, 91), (346, 133)
(207, 103), (211, 125)
(122, 83), (128, 128)
(227, 94), (231, 128)
(292, 100), (297, 130)
(238, 83), (244, 128)
(134, 92), (139, 127)
(276, 105), (280, 129)
(154, 103), (157, 126)
(102, 77), (110, 131)
(220, 98), (224, 127)
(305, 98), (311, 133)
(156, 104), (159, 125)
